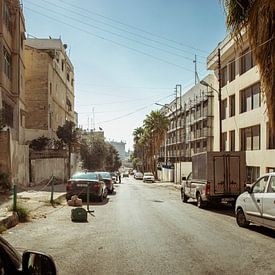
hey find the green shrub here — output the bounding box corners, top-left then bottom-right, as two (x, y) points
(29, 136), (50, 151)
(9, 204), (30, 222)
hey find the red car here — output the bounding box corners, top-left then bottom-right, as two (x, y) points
(66, 172), (108, 202)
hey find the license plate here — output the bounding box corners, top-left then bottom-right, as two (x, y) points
(77, 183), (88, 187)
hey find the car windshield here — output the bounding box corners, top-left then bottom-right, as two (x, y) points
(71, 173), (98, 180)
(97, 172), (111, 179)
(144, 173), (153, 176)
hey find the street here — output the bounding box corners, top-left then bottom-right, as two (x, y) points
(3, 177), (275, 275)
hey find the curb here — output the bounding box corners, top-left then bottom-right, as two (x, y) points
(0, 193), (66, 233)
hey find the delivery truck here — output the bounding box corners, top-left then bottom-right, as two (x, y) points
(181, 151), (246, 208)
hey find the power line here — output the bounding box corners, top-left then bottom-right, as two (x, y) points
(55, 0), (209, 55)
(25, 1), (205, 64)
(33, 0), (207, 60)
(25, 7), (196, 73)
(76, 94), (174, 107)
(95, 94), (174, 124)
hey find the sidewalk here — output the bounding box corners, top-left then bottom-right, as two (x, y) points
(0, 183), (66, 232)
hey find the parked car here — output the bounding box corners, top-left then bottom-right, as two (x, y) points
(66, 171), (108, 201)
(123, 172), (129, 177)
(235, 173), (275, 230)
(96, 171), (114, 194)
(181, 152), (246, 208)
(134, 172), (143, 180)
(110, 172), (117, 184)
(0, 235), (57, 274)
(143, 172), (155, 183)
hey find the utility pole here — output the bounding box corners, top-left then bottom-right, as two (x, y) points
(218, 48), (222, 151)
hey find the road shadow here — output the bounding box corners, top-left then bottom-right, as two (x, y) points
(187, 199), (235, 218)
(82, 198), (110, 206)
(247, 225), (275, 238)
(0, 193), (11, 207)
(108, 190), (117, 196)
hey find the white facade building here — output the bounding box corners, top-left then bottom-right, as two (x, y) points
(208, 34), (275, 183)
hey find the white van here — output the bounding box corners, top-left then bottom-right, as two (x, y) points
(235, 172), (275, 230)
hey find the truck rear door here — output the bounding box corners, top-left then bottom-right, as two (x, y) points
(228, 155), (242, 195)
(213, 156), (226, 194)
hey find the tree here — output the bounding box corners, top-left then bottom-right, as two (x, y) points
(132, 111), (169, 174)
(222, 0), (275, 129)
(143, 110), (170, 174)
(56, 121), (78, 178)
(105, 144), (122, 172)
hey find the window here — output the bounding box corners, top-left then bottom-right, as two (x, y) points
(241, 125), (260, 150)
(2, 101), (13, 127)
(221, 66), (228, 87)
(240, 82), (261, 113)
(267, 176), (275, 193)
(221, 132), (227, 151)
(67, 73), (70, 81)
(3, 2), (11, 32)
(229, 130), (235, 151)
(246, 166), (260, 184)
(240, 48), (255, 75)
(253, 176), (269, 193)
(3, 47), (11, 79)
(229, 59), (236, 82)
(221, 98), (227, 120)
(61, 60), (64, 71)
(267, 124), (275, 149)
(229, 95), (235, 117)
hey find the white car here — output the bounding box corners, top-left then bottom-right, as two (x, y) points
(134, 172), (143, 180)
(235, 172), (275, 230)
(143, 172), (155, 183)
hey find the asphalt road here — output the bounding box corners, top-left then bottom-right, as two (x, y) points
(3, 177), (275, 275)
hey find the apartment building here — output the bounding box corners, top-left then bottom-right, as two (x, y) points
(207, 34), (275, 183)
(0, 0), (28, 185)
(24, 38), (75, 141)
(158, 74), (218, 181)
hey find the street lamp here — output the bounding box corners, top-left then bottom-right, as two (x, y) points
(155, 102), (177, 183)
(200, 80), (222, 151)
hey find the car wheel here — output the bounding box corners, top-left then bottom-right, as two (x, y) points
(181, 189), (188, 203)
(196, 193), (205, 208)
(236, 208), (250, 228)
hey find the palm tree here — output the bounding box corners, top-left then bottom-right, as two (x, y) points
(222, 0), (275, 129)
(143, 110), (170, 175)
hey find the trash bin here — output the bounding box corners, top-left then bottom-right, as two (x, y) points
(71, 207), (87, 222)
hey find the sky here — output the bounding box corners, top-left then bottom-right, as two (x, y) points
(22, 0), (227, 150)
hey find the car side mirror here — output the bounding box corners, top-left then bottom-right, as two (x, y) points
(22, 251), (57, 275)
(245, 185), (252, 193)
(182, 177), (186, 181)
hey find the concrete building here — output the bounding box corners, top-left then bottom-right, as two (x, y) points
(0, 0), (28, 186)
(207, 33), (275, 183)
(158, 74), (218, 182)
(110, 141), (126, 161)
(24, 38), (75, 141)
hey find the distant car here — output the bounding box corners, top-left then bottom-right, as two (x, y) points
(96, 171), (114, 194)
(235, 172), (275, 230)
(134, 172), (143, 180)
(143, 172), (155, 183)
(0, 235), (57, 274)
(110, 172), (117, 184)
(123, 172), (129, 177)
(66, 171), (108, 201)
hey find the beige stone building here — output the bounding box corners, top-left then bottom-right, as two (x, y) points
(24, 38), (75, 141)
(0, 0), (28, 186)
(207, 34), (275, 183)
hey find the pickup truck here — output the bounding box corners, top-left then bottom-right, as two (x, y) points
(181, 151), (246, 208)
